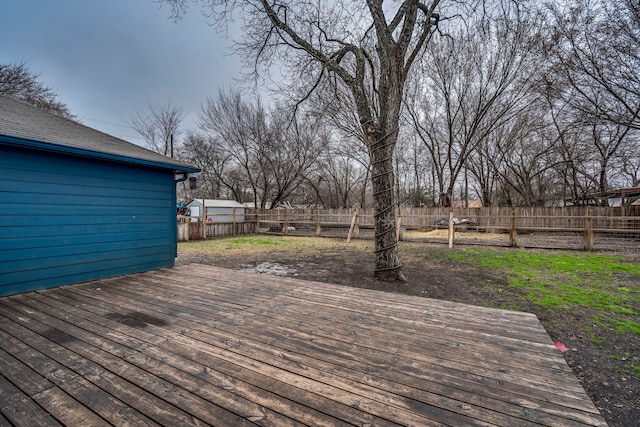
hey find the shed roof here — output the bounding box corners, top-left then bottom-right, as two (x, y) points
(187, 199), (245, 208)
(590, 187), (640, 199)
(0, 95), (198, 173)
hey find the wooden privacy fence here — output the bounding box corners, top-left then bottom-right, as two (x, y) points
(178, 206), (639, 251)
(249, 206), (640, 252)
(177, 209), (255, 241)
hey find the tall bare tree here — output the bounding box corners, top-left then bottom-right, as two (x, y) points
(0, 60), (75, 119)
(161, 0), (453, 280)
(196, 90), (322, 209)
(542, 0), (639, 198)
(405, 11), (538, 207)
(618, 135), (640, 188)
(179, 132), (235, 200)
(489, 114), (566, 206)
(548, 0), (640, 131)
(197, 91), (272, 208)
(130, 101), (184, 157)
(307, 84), (374, 208)
(308, 145), (370, 208)
(393, 130), (434, 206)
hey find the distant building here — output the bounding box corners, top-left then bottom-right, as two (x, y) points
(569, 187), (640, 207)
(186, 199), (245, 222)
(451, 199), (483, 209)
(597, 187), (640, 207)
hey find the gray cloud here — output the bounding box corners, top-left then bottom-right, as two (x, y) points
(0, 0), (240, 145)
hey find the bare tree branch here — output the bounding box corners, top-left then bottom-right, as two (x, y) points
(0, 60), (75, 120)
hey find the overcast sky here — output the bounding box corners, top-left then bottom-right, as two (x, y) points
(0, 0), (241, 146)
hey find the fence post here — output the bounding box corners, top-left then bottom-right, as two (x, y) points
(448, 210), (454, 248)
(177, 216), (188, 242)
(283, 208), (289, 236)
(396, 207), (403, 242)
(509, 207), (518, 247)
(584, 207), (594, 251)
(255, 209), (260, 234)
(202, 206), (207, 240)
(347, 208), (359, 242)
(316, 206), (321, 236)
(232, 207), (237, 237)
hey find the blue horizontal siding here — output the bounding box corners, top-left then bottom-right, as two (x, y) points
(2, 203), (165, 216)
(3, 229), (173, 251)
(0, 256), (173, 297)
(3, 163), (169, 190)
(1, 244), (174, 277)
(2, 181), (171, 201)
(2, 237), (173, 267)
(0, 222), (171, 239)
(5, 193), (171, 207)
(5, 214), (170, 227)
(0, 144), (178, 296)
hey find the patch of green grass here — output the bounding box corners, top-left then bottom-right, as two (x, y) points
(591, 334), (606, 348)
(583, 325), (608, 348)
(179, 235), (372, 257)
(498, 301), (523, 311)
(443, 248), (640, 335)
(591, 315), (611, 328)
(611, 353), (640, 378)
(614, 320), (640, 335)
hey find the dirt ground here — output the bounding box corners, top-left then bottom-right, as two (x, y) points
(177, 240), (639, 427)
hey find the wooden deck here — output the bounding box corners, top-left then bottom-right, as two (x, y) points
(0, 264), (606, 426)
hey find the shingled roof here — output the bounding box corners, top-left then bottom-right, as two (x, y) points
(0, 95), (198, 172)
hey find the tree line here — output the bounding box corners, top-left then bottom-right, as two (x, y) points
(3, 0), (637, 279)
(145, 0), (637, 210)
(5, 0), (638, 210)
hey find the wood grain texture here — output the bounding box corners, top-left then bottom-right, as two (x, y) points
(0, 264), (607, 426)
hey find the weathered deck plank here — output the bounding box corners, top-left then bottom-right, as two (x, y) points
(0, 264), (607, 426)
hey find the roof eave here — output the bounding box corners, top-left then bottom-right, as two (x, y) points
(0, 135), (200, 173)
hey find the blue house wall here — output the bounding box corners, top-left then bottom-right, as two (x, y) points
(0, 144), (178, 296)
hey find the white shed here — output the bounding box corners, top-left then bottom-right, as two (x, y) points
(186, 199), (245, 223)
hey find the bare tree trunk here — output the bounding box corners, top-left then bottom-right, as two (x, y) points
(367, 127), (404, 281)
(159, 0), (442, 281)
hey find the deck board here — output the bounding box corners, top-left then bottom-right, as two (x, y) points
(0, 264), (607, 426)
